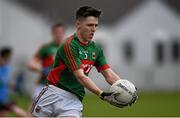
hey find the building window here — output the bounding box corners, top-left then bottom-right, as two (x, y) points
(122, 40), (134, 64)
(171, 38), (180, 63)
(155, 41), (164, 65)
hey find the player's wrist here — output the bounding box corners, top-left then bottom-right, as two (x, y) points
(98, 90), (103, 96)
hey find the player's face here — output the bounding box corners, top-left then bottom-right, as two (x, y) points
(52, 27), (65, 45)
(1, 54), (11, 64)
(77, 16), (98, 42)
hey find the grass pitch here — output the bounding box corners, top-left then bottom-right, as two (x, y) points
(12, 91), (180, 117)
(83, 91), (180, 117)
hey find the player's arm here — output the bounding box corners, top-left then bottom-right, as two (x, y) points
(27, 47), (42, 73)
(73, 69), (103, 96)
(63, 39), (114, 99)
(63, 40), (103, 96)
(95, 46), (120, 85)
(73, 69), (114, 101)
(100, 68), (120, 85)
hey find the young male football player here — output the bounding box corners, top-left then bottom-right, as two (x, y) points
(0, 47), (27, 117)
(28, 23), (66, 99)
(31, 6), (136, 117)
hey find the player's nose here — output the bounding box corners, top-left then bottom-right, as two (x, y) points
(91, 26), (96, 32)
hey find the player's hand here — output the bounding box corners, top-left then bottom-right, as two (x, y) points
(42, 67), (51, 76)
(99, 92), (123, 106)
(128, 92), (138, 106)
(100, 92), (128, 108)
(99, 92), (114, 100)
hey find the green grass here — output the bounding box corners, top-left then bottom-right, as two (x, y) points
(12, 94), (31, 110)
(83, 91), (180, 117)
(9, 94), (31, 116)
(10, 91), (180, 117)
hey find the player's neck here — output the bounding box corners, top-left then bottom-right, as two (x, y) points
(52, 40), (61, 46)
(76, 32), (89, 45)
(0, 58), (5, 65)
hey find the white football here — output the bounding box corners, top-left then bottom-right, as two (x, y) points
(110, 79), (137, 105)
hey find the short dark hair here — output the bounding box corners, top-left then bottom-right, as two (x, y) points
(0, 46), (12, 58)
(76, 6), (102, 20)
(51, 22), (65, 31)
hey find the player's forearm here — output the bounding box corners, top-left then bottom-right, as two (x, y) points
(106, 75), (120, 85)
(102, 69), (120, 85)
(109, 71), (120, 84)
(28, 63), (42, 72)
(27, 58), (42, 73)
(76, 75), (103, 96)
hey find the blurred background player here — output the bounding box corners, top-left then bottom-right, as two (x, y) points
(28, 22), (66, 100)
(0, 47), (27, 117)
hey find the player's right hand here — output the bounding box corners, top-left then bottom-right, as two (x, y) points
(99, 92), (128, 108)
(99, 92), (113, 100)
(100, 92), (117, 103)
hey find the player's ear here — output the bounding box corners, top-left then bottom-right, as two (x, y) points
(75, 20), (81, 30)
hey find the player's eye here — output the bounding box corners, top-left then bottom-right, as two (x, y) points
(87, 24), (94, 27)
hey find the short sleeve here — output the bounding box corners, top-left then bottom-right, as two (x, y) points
(34, 45), (45, 59)
(95, 46), (110, 72)
(61, 39), (82, 71)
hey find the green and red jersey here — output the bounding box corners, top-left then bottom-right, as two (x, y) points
(37, 42), (59, 84)
(48, 34), (110, 101)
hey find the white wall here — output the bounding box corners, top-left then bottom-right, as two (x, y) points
(0, 0), (52, 94)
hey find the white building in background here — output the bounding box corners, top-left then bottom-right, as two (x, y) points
(89, 0), (180, 91)
(0, 0), (179, 95)
(111, 0), (180, 90)
(0, 0), (51, 94)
